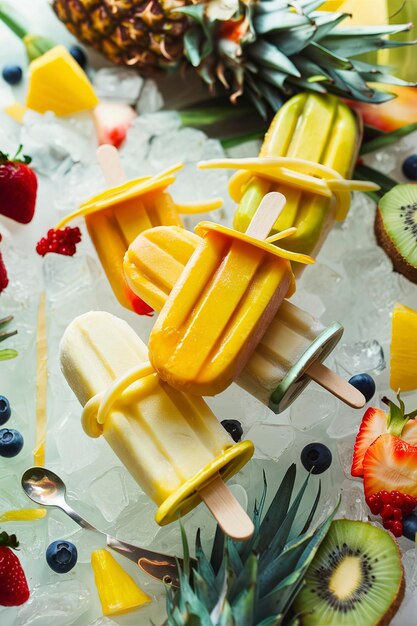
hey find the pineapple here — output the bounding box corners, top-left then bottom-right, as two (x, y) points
(390, 302), (417, 393)
(164, 465), (336, 625)
(49, 0), (415, 116)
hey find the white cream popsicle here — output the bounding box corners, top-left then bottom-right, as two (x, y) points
(60, 311), (254, 528)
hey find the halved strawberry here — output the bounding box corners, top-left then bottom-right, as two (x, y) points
(363, 434), (417, 501)
(351, 397), (417, 477)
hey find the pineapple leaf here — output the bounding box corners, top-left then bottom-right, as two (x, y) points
(230, 554), (257, 625)
(306, 42), (352, 70)
(326, 23), (414, 37)
(184, 26), (204, 67)
(259, 68), (290, 90)
(360, 123), (417, 155)
(310, 12), (348, 43)
(262, 472), (311, 566)
(254, 464), (297, 556)
(324, 34), (416, 58)
(180, 523), (190, 579)
(196, 529), (217, 593)
(256, 616), (283, 626)
(218, 601), (234, 626)
(269, 24), (317, 56)
(248, 40), (301, 77)
(210, 524), (225, 575)
(359, 72), (415, 87)
(299, 481), (321, 535)
(254, 11), (311, 35)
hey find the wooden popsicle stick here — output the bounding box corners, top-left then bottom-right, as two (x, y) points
(97, 144), (127, 187)
(306, 360), (366, 409)
(245, 192), (286, 241)
(199, 475), (254, 541)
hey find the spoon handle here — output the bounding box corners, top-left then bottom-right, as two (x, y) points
(58, 501), (100, 534)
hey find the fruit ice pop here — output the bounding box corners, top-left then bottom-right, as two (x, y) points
(54, 145), (222, 313)
(60, 311), (254, 536)
(125, 225), (364, 412)
(149, 193), (314, 397)
(199, 93), (378, 274)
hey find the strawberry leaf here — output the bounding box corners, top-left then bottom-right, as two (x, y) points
(384, 392), (417, 437)
(0, 531), (19, 549)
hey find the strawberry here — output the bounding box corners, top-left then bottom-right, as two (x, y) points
(0, 234), (8, 293)
(351, 395), (417, 477)
(0, 531), (29, 607)
(0, 146), (37, 224)
(93, 103), (136, 149)
(363, 434), (417, 502)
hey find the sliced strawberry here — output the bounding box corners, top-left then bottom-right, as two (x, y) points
(93, 103), (136, 149)
(351, 397), (417, 477)
(351, 408), (386, 477)
(363, 433), (417, 501)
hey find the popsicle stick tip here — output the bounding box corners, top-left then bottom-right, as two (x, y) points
(97, 144), (126, 187)
(246, 192), (287, 241)
(200, 475), (254, 541)
(306, 361), (366, 409)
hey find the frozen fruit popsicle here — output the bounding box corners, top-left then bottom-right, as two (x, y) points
(125, 225), (365, 412)
(199, 93), (378, 275)
(60, 311), (254, 539)
(54, 145), (223, 314)
(148, 193), (315, 396)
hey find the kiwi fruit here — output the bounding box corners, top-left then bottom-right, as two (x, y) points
(294, 519), (404, 626)
(375, 184), (417, 283)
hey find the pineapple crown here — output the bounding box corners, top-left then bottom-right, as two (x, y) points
(165, 465), (338, 626)
(176, 0), (416, 117)
(0, 316), (18, 361)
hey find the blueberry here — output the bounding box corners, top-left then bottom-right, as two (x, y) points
(0, 396), (11, 426)
(69, 45), (87, 69)
(301, 443), (332, 474)
(348, 373), (376, 403)
(221, 419), (243, 443)
(403, 514), (417, 541)
(2, 65), (23, 85)
(402, 154), (417, 181)
(46, 541), (78, 573)
(0, 428), (23, 457)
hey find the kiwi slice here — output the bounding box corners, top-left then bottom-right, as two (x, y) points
(294, 519), (404, 626)
(375, 184), (417, 283)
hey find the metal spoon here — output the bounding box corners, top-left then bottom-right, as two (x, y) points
(22, 466), (193, 587)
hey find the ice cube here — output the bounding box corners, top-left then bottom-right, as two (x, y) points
(93, 68), (144, 103)
(54, 162), (105, 215)
(20, 110), (95, 177)
(246, 423), (295, 461)
(15, 580), (91, 626)
(337, 479), (368, 521)
(88, 618), (118, 626)
(115, 494), (159, 547)
(335, 436), (357, 478)
(136, 79), (164, 114)
(336, 339), (386, 376)
(90, 466), (131, 523)
(53, 411), (100, 475)
(290, 388), (338, 431)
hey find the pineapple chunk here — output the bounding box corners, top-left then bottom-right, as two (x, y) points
(4, 102), (27, 124)
(26, 45), (98, 116)
(91, 548), (151, 616)
(390, 302), (417, 392)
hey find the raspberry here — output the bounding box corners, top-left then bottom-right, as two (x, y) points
(393, 508), (402, 521)
(380, 491), (391, 505)
(391, 521), (403, 537)
(383, 519), (393, 530)
(367, 495), (382, 515)
(36, 227), (81, 257)
(402, 495), (417, 514)
(381, 504), (394, 520)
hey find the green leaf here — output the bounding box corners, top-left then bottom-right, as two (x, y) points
(0, 349), (18, 360)
(269, 24), (317, 56)
(210, 524), (225, 575)
(299, 482), (321, 536)
(0, 315), (13, 330)
(254, 12), (311, 35)
(262, 472), (311, 566)
(256, 464), (297, 556)
(306, 42), (352, 70)
(248, 41), (301, 77)
(0, 329), (17, 343)
(360, 123), (417, 155)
